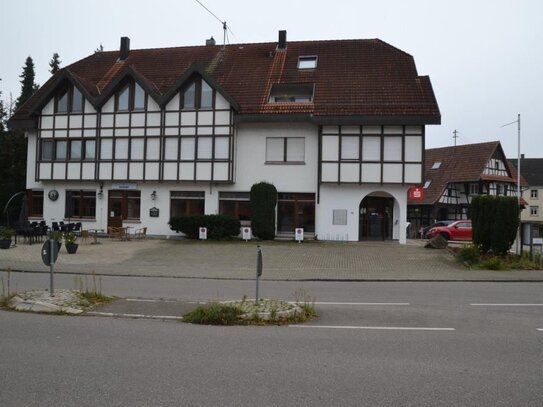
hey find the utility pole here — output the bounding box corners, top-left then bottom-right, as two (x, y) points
(453, 129), (459, 146)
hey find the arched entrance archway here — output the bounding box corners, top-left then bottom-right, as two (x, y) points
(359, 195), (394, 240)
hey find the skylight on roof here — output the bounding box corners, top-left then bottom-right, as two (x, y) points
(431, 161), (442, 169)
(423, 180), (431, 189)
(298, 56), (317, 69)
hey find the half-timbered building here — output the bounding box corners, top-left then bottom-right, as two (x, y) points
(9, 32), (440, 242)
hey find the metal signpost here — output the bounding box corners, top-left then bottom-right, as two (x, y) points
(256, 246), (263, 304)
(41, 238), (59, 296)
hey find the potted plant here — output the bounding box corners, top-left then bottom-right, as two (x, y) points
(64, 232), (79, 254)
(51, 230), (63, 251)
(0, 227), (15, 249)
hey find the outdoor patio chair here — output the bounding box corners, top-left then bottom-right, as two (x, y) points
(134, 227), (147, 239)
(80, 230), (89, 244)
(108, 227), (122, 240)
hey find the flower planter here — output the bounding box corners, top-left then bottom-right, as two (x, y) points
(0, 238), (12, 249)
(66, 243), (78, 254)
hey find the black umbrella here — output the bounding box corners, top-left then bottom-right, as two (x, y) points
(18, 195), (29, 224)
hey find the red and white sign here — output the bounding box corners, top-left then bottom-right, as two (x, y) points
(408, 186), (425, 201)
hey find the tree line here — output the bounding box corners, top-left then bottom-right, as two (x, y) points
(0, 53), (63, 226)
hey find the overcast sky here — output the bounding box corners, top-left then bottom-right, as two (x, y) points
(1, 0), (541, 158)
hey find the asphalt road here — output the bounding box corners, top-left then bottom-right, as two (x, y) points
(2, 274), (543, 406)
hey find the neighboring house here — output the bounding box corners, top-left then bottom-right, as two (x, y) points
(408, 141), (526, 236)
(8, 32), (440, 243)
(509, 156), (543, 240)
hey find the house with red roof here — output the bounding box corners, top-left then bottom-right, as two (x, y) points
(9, 31), (440, 242)
(407, 141), (526, 237)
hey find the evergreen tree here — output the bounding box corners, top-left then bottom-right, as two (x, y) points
(16, 56), (38, 109)
(0, 92), (28, 226)
(49, 53), (61, 74)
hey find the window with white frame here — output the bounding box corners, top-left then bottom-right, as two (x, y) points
(470, 183), (479, 195)
(531, 189), (538, 199)
(266, 137), (305, 163)
(530, 206), (539, 216)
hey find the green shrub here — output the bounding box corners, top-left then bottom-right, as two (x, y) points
(477, 257), (506, 270)
(491, 196), (519, 255)
(471, 195), (519, 255)
(169, 215), (240, 239)
(183, 303), (244, 325)
(457, 244), (481, 265)
(250, 182), (277, 240)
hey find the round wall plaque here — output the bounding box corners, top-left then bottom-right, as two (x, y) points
(48, 189), (59, 201)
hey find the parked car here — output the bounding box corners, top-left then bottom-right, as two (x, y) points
(421, 221), (454, 238)
(426, 220), (472, 241)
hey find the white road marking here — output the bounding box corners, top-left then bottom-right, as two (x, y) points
(470, 303), (543, 307)
(289, 302), (410, 306)
(537, 329), (543, 331)
(87, 311), (183, 320)
(290, 325), (455, 331)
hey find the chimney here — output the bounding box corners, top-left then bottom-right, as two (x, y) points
(521, 154), (525, 159)
(278, 30), (287, 50)
(119, 37), (130, 60)
(206, 36), (216, 46)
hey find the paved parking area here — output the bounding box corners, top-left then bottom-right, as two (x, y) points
(2, 237), (543, 281)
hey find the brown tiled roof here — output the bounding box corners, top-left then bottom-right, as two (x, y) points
(411, 141), (527, 205)
(9, 38), (440, 125)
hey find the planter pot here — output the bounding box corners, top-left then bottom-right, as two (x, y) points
(66, 243), (79, 254)
(0, 238), (12, 249)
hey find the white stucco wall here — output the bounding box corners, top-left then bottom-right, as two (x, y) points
(318, 184), (409, 243)
(232, 122), (318, 192)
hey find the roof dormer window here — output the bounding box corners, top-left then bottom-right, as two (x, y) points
(269, 83), (314, 103)
(55, 85), (84, 113)
(298, 56), (317, 69)
(115, 82), (146, 111)
(431, 161), (442, 169)
(181, 78), (214, 110)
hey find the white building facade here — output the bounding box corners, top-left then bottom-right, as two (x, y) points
(12, 33), (440, 243)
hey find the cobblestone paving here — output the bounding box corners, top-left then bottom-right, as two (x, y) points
(2, 238), (543, 281)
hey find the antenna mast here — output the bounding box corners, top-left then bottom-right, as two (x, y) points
(453, 129), (459, 146)
(194, 0), (235, 48)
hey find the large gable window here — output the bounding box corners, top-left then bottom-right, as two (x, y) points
(55, 86), (85, 113)
(115, 82), (147, 111)
(181, 78), (214, 110)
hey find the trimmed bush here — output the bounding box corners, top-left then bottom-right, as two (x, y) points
(250, 182), (277, 240)
(169, 214), (240, 239)
(491, 196), (519, 255)
(471, 195), (519, 255)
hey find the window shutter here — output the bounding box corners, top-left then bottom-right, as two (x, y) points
(362, 137), (380, 161)
(100, 139), (112, 159)
(131, 139), (144, 160)
(214, 137), (229, 159)
(384, 137), (402, 161)
(197, 137), (212, 159)
(180, 138), (195, 160)
(286, 138), (305, 162)
(341, 136), (359, 160)
(164, 138), (178, 160)
(266, 138), (284, 161)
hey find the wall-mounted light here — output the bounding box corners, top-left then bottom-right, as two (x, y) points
(151, 190), (157, 201)
(97, 182), (104, 199)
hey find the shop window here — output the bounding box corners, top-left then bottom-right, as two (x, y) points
(277, 193), (315, 233)
(170, 191), (205, 217)
(65, 190), (96, 218)
(219, 192), (250, 221)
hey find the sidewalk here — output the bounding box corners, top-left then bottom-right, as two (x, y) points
(2, 237), (543, 281)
